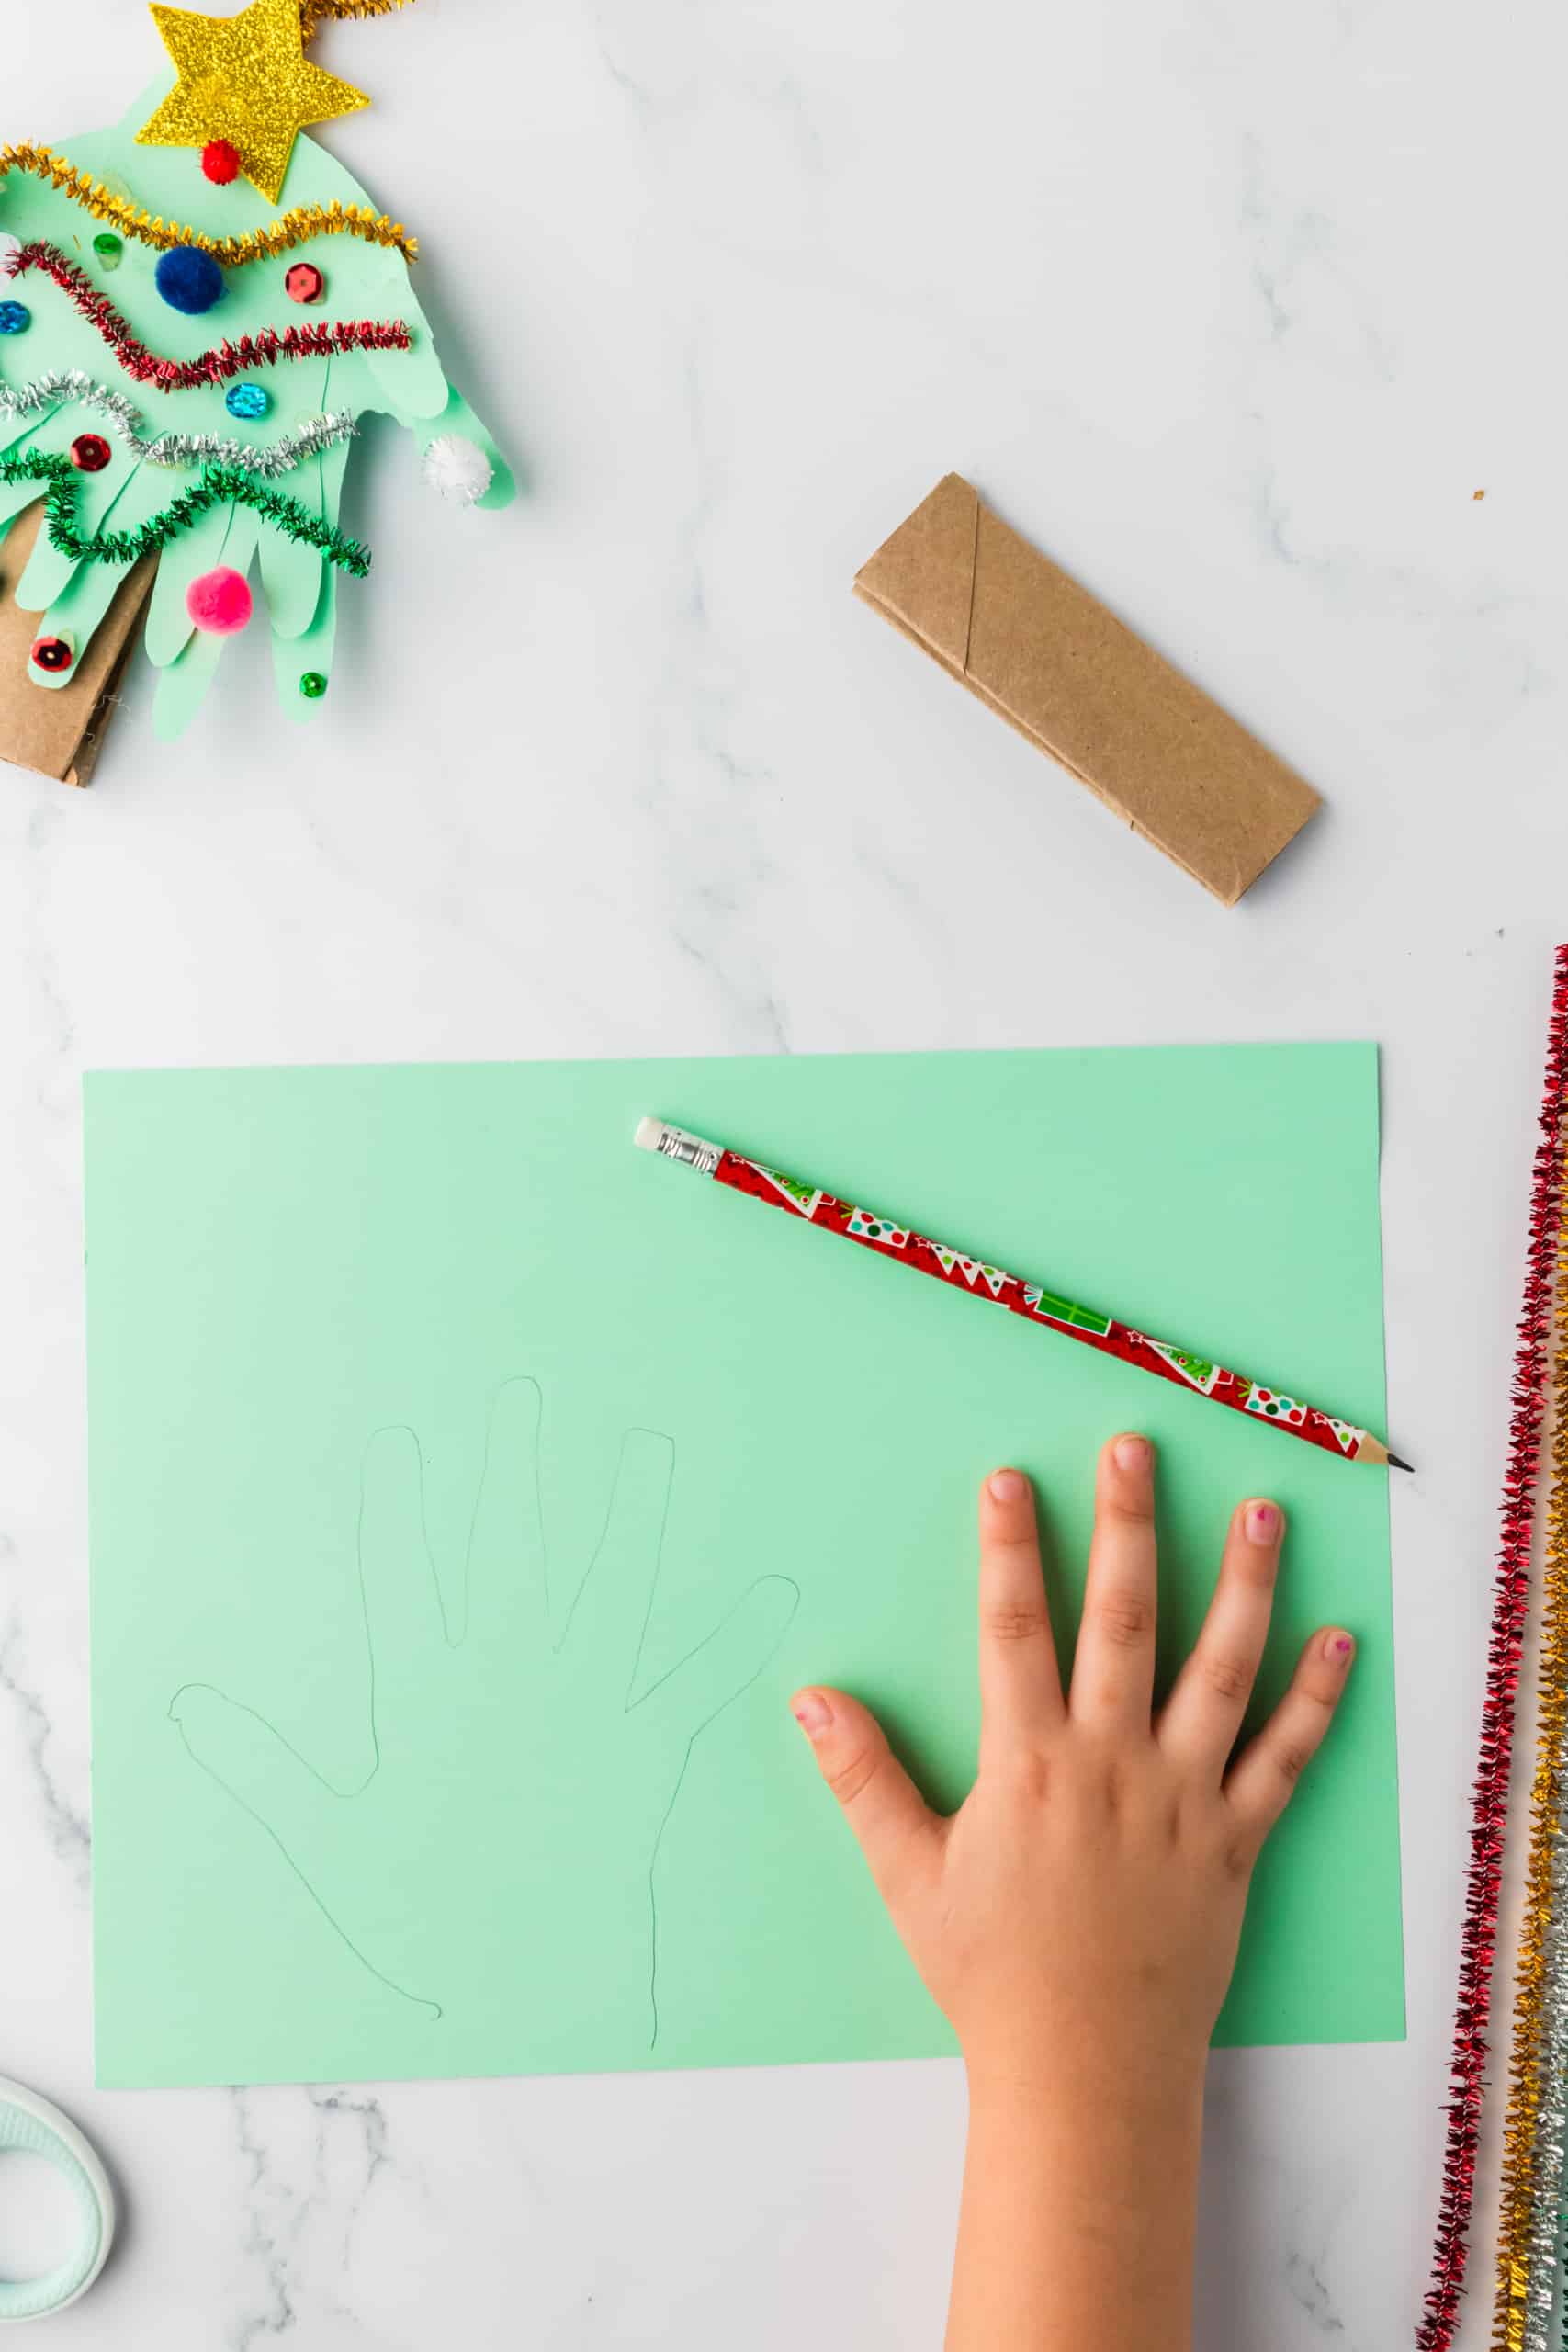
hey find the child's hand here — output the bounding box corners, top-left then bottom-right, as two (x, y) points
(791, 1433), (1352, 2089)
(791, 1436), (1355, 2351)
(789, 1420), (1354, 2342)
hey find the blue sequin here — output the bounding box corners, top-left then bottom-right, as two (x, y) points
(0, 300), (30, 334)
(154, 245), (224, 315)
(225, 382), (271, 421)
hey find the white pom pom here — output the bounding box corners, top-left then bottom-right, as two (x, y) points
(422, 434), (492, 507)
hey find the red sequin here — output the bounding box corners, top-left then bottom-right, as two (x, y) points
(29, 634), (73, 673)
(201, 140), (241, 186)
(284, 262), (324, 305)
(69, 433), (111, 473)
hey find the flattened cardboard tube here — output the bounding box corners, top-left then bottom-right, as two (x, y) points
(853, 472), (1321, 907)
(0, 503), (152, 788)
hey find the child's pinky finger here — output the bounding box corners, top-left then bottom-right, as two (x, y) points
(1224, 1628), (1356, 1841)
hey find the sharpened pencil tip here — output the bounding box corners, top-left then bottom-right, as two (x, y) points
(1389, 1452), (1415, 1474)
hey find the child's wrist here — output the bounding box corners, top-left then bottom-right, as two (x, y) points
(962, 2030), (1208, 2121)
(962, 2038), (1208, 2236)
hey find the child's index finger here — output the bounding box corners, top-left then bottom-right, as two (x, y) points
(976, 1467), (1065, 1758)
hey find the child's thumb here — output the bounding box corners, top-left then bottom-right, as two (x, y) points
(789, 1686), (941, 1903)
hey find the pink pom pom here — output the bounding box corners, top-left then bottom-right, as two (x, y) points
(185, 565), (253, 634)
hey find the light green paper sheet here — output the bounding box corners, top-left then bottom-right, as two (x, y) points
(85, 1046), (1403, 2088)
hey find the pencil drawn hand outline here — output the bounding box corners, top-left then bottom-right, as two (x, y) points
(169, 1376), (799, 2047)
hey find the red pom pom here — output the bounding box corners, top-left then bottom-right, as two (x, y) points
(201, 140), (241, 186)
(185, 565), (253, 635)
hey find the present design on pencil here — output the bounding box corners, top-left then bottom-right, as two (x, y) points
(1028, 1286), (1114, 1337)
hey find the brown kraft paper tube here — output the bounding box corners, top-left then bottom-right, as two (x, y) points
(854, 472), (1321, 907)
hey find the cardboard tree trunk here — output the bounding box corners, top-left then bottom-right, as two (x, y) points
(854, 473), (1321, 906)
(0, 504), (153, 788)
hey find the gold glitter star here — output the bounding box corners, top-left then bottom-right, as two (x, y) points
(137, 0), (369, 207)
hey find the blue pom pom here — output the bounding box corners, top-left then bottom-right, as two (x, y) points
(153, 245), (224, 316)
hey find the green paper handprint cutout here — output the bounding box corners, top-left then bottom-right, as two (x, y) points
(0, 76), (512, 741)
(170, 1379), (799, 2058)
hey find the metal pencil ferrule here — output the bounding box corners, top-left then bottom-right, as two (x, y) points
(653, 1122), (722, 1176)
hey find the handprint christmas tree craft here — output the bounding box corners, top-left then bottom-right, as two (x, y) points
(0, 0), (510, 763)
(169, 1379), (799, 2062)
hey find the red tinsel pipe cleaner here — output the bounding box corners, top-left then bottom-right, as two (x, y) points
(4, 243), (410, 391)
(1416, 943), (1568, 2351)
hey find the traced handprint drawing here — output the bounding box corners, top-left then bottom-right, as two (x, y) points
(169, 1377), (799, 2052)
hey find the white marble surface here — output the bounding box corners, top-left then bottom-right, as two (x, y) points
(2, 0), (1563, 2341)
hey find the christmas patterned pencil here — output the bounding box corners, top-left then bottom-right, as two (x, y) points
(635, 1117), (1410, 1472)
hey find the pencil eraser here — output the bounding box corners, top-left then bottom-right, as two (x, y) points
(634, 1117), (664, 1152)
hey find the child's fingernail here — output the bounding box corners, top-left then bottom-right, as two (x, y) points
(1325, 1631), (1355, 1666)
(988, 1468), (1028, 1503)
(1114, 1434), (1151, 1471)
(791, 1690), (832, 1738)
(1246, 1501), (1280, 1544)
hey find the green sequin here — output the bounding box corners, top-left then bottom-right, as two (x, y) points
(299, 671), (328, 699)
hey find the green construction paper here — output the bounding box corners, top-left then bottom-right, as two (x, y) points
(0, 76), (510, 734)
(85, 1046), (1403, 2089)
